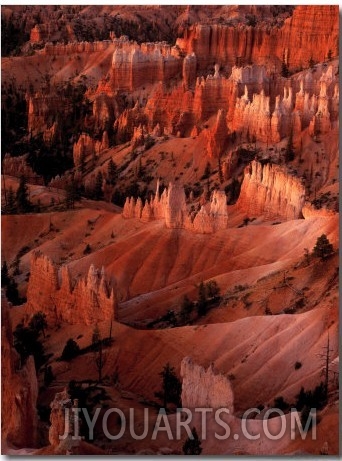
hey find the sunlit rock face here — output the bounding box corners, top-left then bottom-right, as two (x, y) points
(180, 356), (234, 411)
(26, 252), (117, 325)
(236, 160), (306, 220)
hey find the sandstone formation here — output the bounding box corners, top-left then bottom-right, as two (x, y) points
(176, 6), (338, 72)
(180, 356), (234, 411)
(49, 389), (80, 451)
(73, 132), (109, 167)
(26, 252), (117, 325)
(99, 57), (338, 150)
(43, 40), (113, 56)
(302, 202), (337, 219)
(27, 92), (65, 138)
(110, 39), (182, 92)
(205, 108), (228, 158)
(2, 154), (42, 183)
(1, 295), (38, 448)
(123, 181), (229, 234)
(23, 6), (339, 156)
(236, 160), (306, 220)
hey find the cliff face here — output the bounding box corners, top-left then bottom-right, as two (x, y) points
(26, 252), (117, 325)
(27, 92), (65, 138)
(123, 181), (229, 234)
(180, 357), (234, 411)
(302, 202), (337, 219)
(236, 160), (306, 220)
(2, 153), (43, 183)
(73, 132), (109, 167)
(23, 7), (338, 158)
(176, 6), (338, 72)
(110, 39), (182, 92)
(99, 58), (338, 150)
(1, 296), (38, 449)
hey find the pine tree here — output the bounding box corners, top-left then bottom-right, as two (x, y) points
(16, 175), (31, 213)
(1, 261), (10, 286)
(61, 339), (80, 361)
(206, 280), (220, 299)
(281, 62), (290, 78)
(6, 186), (16, 214)
(182, 427), (202, 455)
(94, 171), (104, 200)
(44, 365), (54, 387)
(157, 363), (182, 409)
(79, 149), (86, 174)
(313, 234), (333, 260)
(6, 278), (21, 305)
(197, 281), (207, 317)
(107, 158), (117, 185)
(180, 295), (193, 324)
(92, 324), (101, 345)
(29, 311), (48, 338)
(65, 179), (79, 209)
(285, 129), (295, 162)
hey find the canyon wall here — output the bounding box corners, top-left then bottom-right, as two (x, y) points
(27, 92), (65, 138)
(236, 160), (306, 220)
(176, 6), (339, 72)
(110, 40), (182, 92)
(42, 39), (113, 55)
(180, 356), (234, 411)
(73, 132), (109, 167)
(123, 181), (229, 234)
(26, 6), (339, 153)
(26, 252), (117, 325)
(1, 296), (39, 449)
(302, 202), (337, 219)
(101, 59), (338, 150)
(2, 154), (43, 183)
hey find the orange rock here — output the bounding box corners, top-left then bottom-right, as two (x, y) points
(26, 252), (117, 325)
(237, 160), (306, 220)
(1, 296), (38, 448)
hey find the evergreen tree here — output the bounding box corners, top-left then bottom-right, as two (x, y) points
(312, 234), (333, 260)
(44, 365), (54, 387)
(182, 427), (202, 455)
(206, 280), (220, 299)
(15, 175), (31, 213)
(285, 129), (295, 162)
(202, 162), (211, 179)
(281, 62), (290, 78)
(61, 339), (80, 361)
(1, 261), (10, 286)
(94, 171), (104, 200)
(92, 324), (101, 345)
(156, 363), (182, 409)
(6, 278), (21, 305)
(29, 311), (48, 338)
(180, 295), (193, 324)
(197, 281), (207, 317)
(65, 179), (79, 209)
(107, 158), (117, 185)
(5, 186), (17, 214)
(13, 323), (46, 371)
(79, 149), (86, 174)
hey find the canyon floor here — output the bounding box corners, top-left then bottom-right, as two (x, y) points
(2, 183), (339, 455)
(1, 4), (339, 457)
